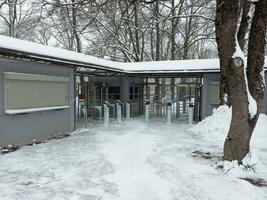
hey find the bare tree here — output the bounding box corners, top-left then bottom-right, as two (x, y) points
(0, 0), (38, 38)
(216, 0), (267, 161)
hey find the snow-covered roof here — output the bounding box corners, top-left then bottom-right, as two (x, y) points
(121, 59), (220, 74)
(0, 35), (266, 74)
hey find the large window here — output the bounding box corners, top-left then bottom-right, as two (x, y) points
(209, 81), (220, 105)
(4, 72), (69, 114)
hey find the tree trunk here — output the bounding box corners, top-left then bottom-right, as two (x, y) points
(247, 0), (267, 112)
(216, 0), (257, 161)
(215, 0), (238, 105)
(237, 0), (251, 51)
(170, 0), (176, 99)
(133, 1), (140, 61)
(155, 0), (160, 115)
(223, 58), (255, 161)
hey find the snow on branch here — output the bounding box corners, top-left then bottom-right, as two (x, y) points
(170, 14), (215, 22)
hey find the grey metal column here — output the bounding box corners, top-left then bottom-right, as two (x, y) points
(104, 101), (110, 127)
(126, 102), (131, 119)
(145, 100), (150, 122)
(116, 100), (122, 123)
(188, 104), (194, 125)
(166, 103), (172, 124)
(83, 108), (88, 128)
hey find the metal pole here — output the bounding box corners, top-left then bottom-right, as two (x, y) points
(166, 103), (172, 124)
(84, 108), (88, 128)
(176, 86), (180, 118)
(126, 102), (130, 119)
(116, 100), (122, 123)
(73, 69), (77, 130)
(188, 104), (194, 125)
(145, 100), (150, 122)
(104, 103), (110, 128)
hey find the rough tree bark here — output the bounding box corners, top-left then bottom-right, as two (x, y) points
(237, 0), (251, 51)
(247, 0), (267, 112)
(216, 0), (267, 161)
(155, 0), (161, 115)
(215, 0), (237, 105)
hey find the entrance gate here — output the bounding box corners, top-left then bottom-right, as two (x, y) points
(144, 77), (202, 121)
(76, 75), (202, 126)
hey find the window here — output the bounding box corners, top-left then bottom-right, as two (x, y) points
(209, 81), (219, 105)
(4, 72), (69, 114)
(108, 87), (120, 101)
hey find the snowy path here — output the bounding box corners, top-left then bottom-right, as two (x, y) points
(0, 119), (267, 200)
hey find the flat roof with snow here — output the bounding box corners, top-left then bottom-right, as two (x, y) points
(0, 35), (266, 74)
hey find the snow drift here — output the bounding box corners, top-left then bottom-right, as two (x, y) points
(190, 105), (231, 142)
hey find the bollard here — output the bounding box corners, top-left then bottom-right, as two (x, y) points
(166, 103), (172, 125)
(145, 100), (150, 122)
(116, 100), (122, 123)
(104, 102), (110, 128)
(188, 104), (194, 125)
(126, 102), (130, 119)
(82, 108), (88, 128)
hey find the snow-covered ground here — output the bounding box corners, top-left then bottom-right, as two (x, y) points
(0, 106), (267, 200)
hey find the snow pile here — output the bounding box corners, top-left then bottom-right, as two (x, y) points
(190, 105), (231, 141)
(191, 105), (267, 179)
(251, 114), (267, 148)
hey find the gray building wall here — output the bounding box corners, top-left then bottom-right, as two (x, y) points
(201, 73), (220, 119)
(0, 57), (75, 147)
(201, 71), (267, 119)
(89, 75), (143, 102)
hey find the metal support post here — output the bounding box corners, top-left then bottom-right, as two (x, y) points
(166, 103), (172, 125)
(145, 100), (150, 122)
(126, 102), (130, 119)
(83, 108), (88, 128)
(116, 100), (122, 123)
(104, 101), (110, 127)
(188, 104), (194, 125)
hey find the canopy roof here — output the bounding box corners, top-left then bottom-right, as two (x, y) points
(0, 35), (266, 74)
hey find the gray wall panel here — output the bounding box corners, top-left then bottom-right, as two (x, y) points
(201, 73), (220, 119)
(0, 57), (75, 147)
(202, 72), (267, 119)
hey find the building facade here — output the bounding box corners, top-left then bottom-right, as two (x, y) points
(0, 57), (75, 147)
